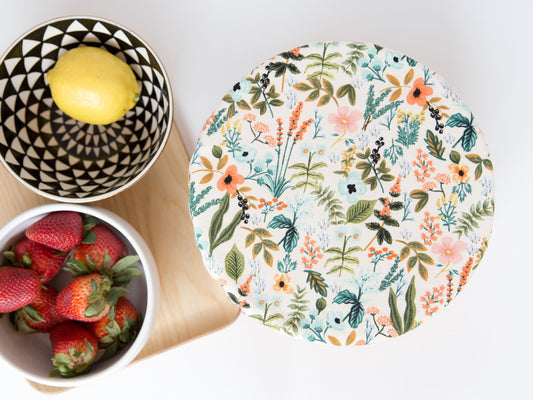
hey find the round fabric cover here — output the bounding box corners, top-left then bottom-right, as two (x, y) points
(188, 41), (494, 346)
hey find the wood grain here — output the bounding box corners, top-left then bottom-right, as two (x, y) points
(0, 124), (239, 392)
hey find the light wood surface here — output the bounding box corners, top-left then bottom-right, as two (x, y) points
(0, 124), (240, 392)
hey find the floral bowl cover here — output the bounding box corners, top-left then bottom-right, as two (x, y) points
(188, 42), (494, 346)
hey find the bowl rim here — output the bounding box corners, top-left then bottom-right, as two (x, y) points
(0, 203), (161, 387)
(0, 15), (175, 204)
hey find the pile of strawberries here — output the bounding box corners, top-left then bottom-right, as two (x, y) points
(0, 211), (142, 378)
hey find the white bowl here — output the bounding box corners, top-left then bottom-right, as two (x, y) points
(0, 203), (160, 387)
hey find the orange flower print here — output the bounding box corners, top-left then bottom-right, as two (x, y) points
(390, 176), (402, 194)
(406, 77), (433, 107)
(273, 273), (294, 294)
(217, 165), (244, 194)
(290, 47), (301, 57)
(448, 164), (470, 183)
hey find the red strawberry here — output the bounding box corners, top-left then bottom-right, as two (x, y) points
(50, 322), (99, 377)
(72, 224), (126, 270)
(0, 266), (40, 313)
(85, 297), (141, 359)
(13, 285), (67, 333)
(12, 237), (67, 282)
(56, 272), (127, 322)
(26, 211), (83, 251)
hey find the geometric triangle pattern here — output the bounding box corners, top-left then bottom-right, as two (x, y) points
(0, 16), (172, 201)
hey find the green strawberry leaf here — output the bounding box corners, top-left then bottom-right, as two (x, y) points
(64, 259), (93, 277)
(105, 320), (122, 337)
(82, 231), (97, 244)
(101, 342), (119, 360)
(22, 305), (45, 323)
(105, 255), (142, 287)
(107, 287), (129, 307)
(85, 299), (106, 319)
(82, 215), (98, 233)
(51, 352), (73, 367)
(2, 251), (17, 266)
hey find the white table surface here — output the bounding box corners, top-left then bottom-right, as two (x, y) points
(0, 1), (532, 399)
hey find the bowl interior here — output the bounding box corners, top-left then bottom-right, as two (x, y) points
(0, 17), (172, 201)
(0, 205), (153, 386)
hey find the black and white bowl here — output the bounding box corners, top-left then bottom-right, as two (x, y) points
(0, 16), (173, 202)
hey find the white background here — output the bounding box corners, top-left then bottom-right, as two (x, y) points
(1, 0), (532, 398)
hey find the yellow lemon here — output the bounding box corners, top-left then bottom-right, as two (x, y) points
(46, 46), (140, 125)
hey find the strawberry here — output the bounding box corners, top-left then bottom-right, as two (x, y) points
(10, 237), (67, 282)
(13, 285), (67, 333)
(72, 224), (127, 270)
(56, 272), (128, 322)
(50, 322), (99, 377)
(85, 297), (141, 359)
(26, 211), (83, 251)
(0, 266), (40, 313)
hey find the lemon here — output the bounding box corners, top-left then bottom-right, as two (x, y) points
(46, 46), (140, 125)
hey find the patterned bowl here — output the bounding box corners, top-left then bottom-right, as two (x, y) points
(0, 203), (160, 387)
(0, 16), (173, 202)
(189, 41), (495, 347)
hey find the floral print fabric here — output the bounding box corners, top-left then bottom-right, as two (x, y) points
(188, 42), (494, 346)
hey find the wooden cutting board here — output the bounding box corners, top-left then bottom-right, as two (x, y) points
(0, 123), (240, 392)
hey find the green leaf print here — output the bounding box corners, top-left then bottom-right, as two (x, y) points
(447, 113), (478, 152)
(311, 184), (345, 224)
(403, 276), (417, 333)
(397, 240), (434, 281)
(332, 289), (365, 329)
(449, 150), (461, 164)
(409, 190), (429, 212)
(454, 198), (495, 238)
(424, 130), (446, 160)
(446, 113), (470, 128)
(225, 245), (245, 283)
(289, 151), (327, 192)
(388, 277), (417, 336)
(212, 211), (243, 253)
(268, 215), (299, 253)
(209, 194), (230, 253)
(336, 83), (357, 105)
(283, 286), (310, 336)
(304, 43), (342, 81)
(388, 288), (403, 335)
(243, 227), (279, 267)
(332, 289), (359, 304)
(346, 200), (377, 224)
(346, 302), (365, 329)
(466, 153), (494, 180)
(208, 194), (243, 255)
(304, 270), (328, 297)
(268, 215), (292, 229)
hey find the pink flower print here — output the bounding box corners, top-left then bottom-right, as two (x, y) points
(377, 315), (392, 326)
(264, 135), (276, 147)
(431, 236), (467, 265)
(328, 106), (363, 134)
(365, 306), (380, 315)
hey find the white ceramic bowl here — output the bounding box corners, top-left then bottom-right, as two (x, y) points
(0, 203), (160, 387)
